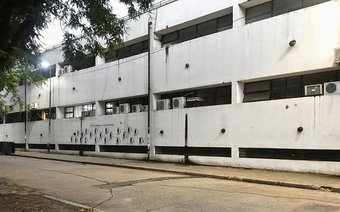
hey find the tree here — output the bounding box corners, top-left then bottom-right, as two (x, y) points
(0, 0), (153, 117)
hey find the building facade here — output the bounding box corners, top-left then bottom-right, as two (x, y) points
(1, 0), (340, 174)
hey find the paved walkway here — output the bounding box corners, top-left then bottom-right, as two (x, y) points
(14, 151), (340, 193)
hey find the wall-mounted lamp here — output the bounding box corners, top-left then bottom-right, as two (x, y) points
(160, 130), (164, 135)
(185, 63), (190, 69)
(118, 77), (122, 82)
(297, 126), (303, 133)
(221, 128), (226, 134)
(289, 40), (296, 47)
(72, 87), (76, 91)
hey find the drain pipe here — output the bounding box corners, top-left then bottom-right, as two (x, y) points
(24, 73), (27, 151)
(147, 21), (152, 160)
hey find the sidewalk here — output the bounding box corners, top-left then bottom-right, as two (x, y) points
(14, 150), (340, 193)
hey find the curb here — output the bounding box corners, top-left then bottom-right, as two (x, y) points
(11, 154), (340, 194)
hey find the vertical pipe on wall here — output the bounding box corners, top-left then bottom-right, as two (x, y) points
(184, 114), (189, 164)
(147, 21), (152, 160)
(24, 72), (27, 151)
(79, 117), (83, 156)
(48, 67), (51, 153)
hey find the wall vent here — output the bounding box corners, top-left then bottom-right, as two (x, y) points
(304, 84), (323, 96)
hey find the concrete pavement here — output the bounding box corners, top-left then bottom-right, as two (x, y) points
(1, 155), (340, 212)
(14, 150), (340, 193)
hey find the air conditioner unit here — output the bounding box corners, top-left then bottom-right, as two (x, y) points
(304, 84), (323, 96)
(172, 97), (186, 109)
(157, 99), (171, 110)
(63, 65), (73, 74)
(142, 105), (149, 112)
(30, 102), (39, 110)
(119, 103), (130, 114)
(81, 111), (90, 118)
(81, 110), (95, 118)
(112, 107), (120, 114)
(324, 81), (340, 95)
(132, 104), (143, 113)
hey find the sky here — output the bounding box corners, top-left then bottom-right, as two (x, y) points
(39, 1), (134, 48)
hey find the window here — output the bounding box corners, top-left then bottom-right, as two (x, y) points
(64, 107), (74, 119)
(64, 103), (95, 119)
(273, 0), (303, 16)
(105, 102), (117, 115)
(217, 15), (233, 31)
(5, 112), (26, 124)
(245, 0), (330, 24)
(105, 40), (149, 63)
(28, 108), (56, 122)
(178, 26), (197, 43)
(243, 70), (340, 103)
(161, 31), (178, 46)
(197, 20), (217, 38)
(243, 81), (271, 102)
(161, 14), (233, 46)
(160, 85), (232, 108)
(245, 2), (272, 24)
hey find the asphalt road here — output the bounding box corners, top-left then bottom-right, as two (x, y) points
(0, 155), (340, 212)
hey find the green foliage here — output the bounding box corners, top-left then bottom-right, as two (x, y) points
(0, 0), (153, 116)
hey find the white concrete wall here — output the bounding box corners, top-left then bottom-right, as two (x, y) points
(1, 0), (340, 174)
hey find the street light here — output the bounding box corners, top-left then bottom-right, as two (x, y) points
(41, 60), (51, 153)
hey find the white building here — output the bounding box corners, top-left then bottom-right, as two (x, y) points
(1, 0), (340, 175)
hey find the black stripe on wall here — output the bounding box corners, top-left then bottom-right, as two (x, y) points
(29, 144), (55, 150)
(155, 146), (231, 157)
(99, 145), (148, 154)
(15, 143), (26, 148)
(239, 148), (340, 162)
(59, 144), (95, 151)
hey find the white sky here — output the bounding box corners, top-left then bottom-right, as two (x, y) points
(39, 0), (133, 48)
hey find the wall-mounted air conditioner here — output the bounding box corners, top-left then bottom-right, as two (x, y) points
(304, 84), (323, 96)
(119, 103), (130, 114)
(132, 104), (143, 113)
(324, 81), (340, 95)
(63, 65), (73, 74)
(157, 99), (171, 110)
(112, 107), (120, 114)
(30, 102), (39, 110)
(81, 110), (96, 118)
(172, 97), (186, 109)
(142, 105), (149, 112)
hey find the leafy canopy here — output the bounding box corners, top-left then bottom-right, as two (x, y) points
(0, 0), (153, 117)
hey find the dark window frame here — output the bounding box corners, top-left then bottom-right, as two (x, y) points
(161, 14), (233, 47)
(245, 0), (331, 24)
(160, 85), (232, 108)
(105, 96), (149, 115)
(243, 70), (340, 103)
(64, 106), (74, 119)
(105, 39), (149, 63)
